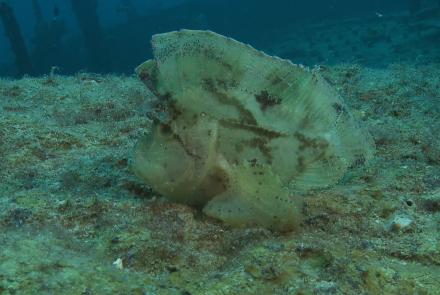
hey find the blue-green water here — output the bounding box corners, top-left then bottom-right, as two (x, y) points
(1, 0), (439, 76)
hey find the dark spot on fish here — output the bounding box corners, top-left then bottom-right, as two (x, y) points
(297, 156), (306, 173)
(248, 158), (258, 167)
(349, 154), (366, 168)
(255, 90), (281, 111)
(159, 123), (172, 135)
(332, 102), (346, 115)
(271, 76), (283, 85)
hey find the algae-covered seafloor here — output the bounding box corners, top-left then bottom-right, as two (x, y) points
(0, 63), (439, 294)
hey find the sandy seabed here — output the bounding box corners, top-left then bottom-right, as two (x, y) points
(0, 63), (439, 294)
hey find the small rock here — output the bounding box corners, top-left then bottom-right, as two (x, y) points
(112, 258), (124, 270)
(314, 281), (338, 294)
(386, 214), (413, 232)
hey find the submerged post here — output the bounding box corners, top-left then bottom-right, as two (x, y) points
(70, 0), (105, 71)
(32, 0), (43, 25)
(0, 1), (34, 76)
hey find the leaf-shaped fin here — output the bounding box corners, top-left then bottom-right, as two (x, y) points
(203, 163), (301, 232)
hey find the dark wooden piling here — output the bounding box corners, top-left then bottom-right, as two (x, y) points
(70, 0), (106, 72)
(0, 1), (34, 76)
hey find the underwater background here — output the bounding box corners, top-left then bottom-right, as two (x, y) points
(1, 0), (439, 76)
(1, 0), (440, 294)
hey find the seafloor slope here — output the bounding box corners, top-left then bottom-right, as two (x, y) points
(0, 64), (439, 294)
